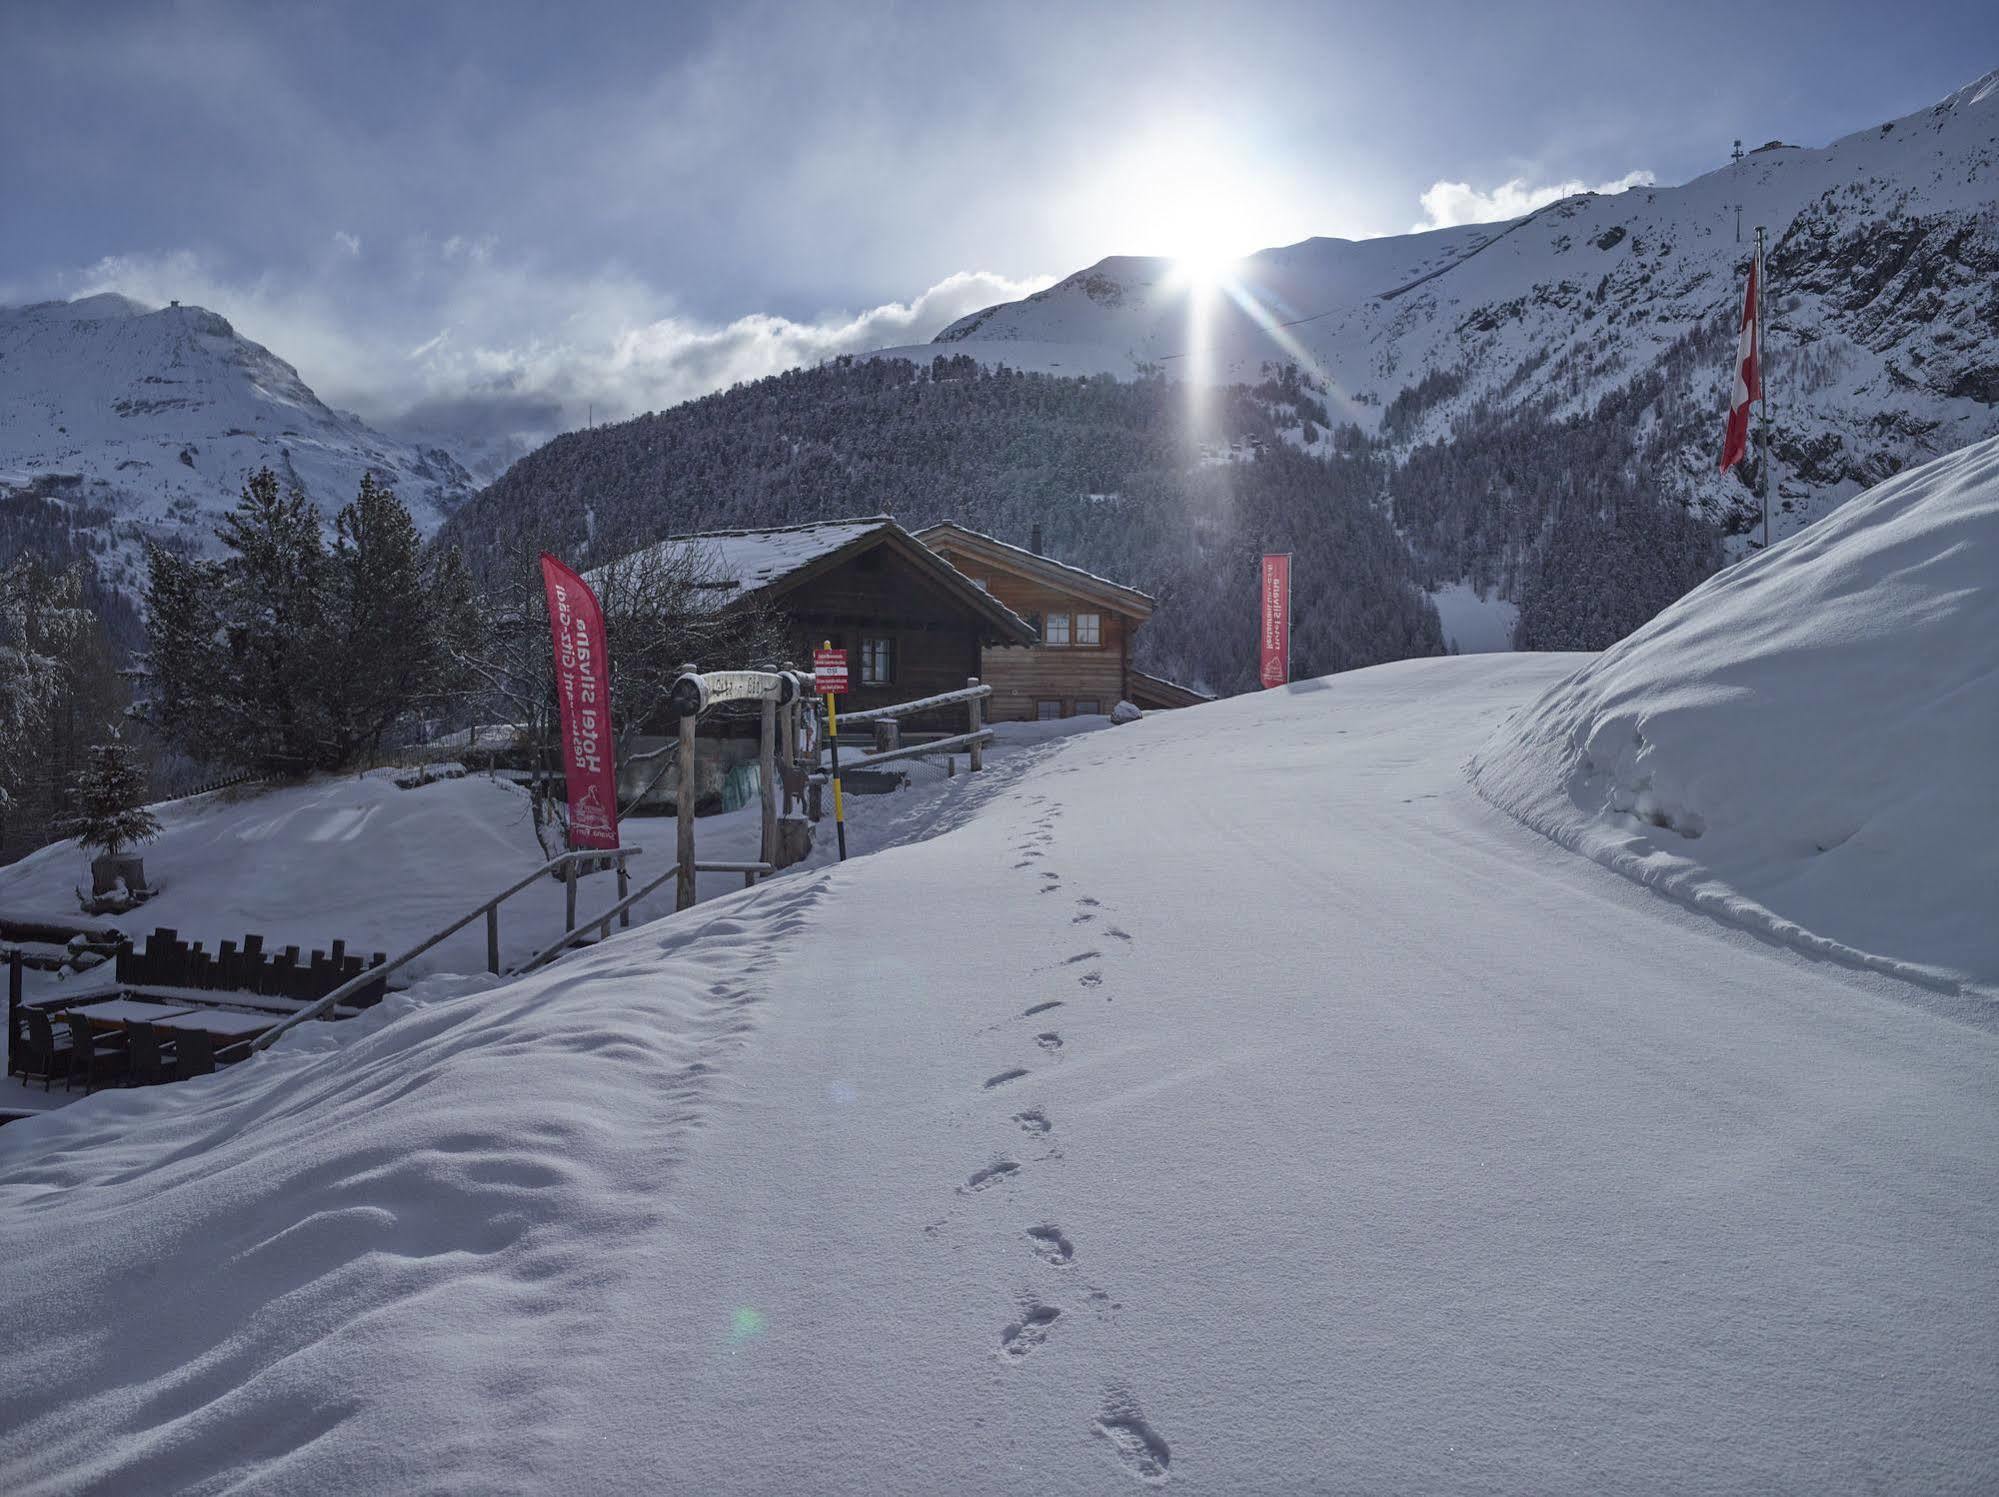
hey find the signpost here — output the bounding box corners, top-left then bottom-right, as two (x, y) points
(1258, 553), (1292, 689)
(815, 644), (849, 861)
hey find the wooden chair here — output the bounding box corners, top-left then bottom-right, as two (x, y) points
(172, 1027), (216, 1081)
(126, 1022), (171, 1087)
(7, 996), (29, 1078)
(18, 1009), (72, 1091)
(64, 1014), (127, 1093)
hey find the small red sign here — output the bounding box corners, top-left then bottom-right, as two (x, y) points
(813, 647), (849, 695)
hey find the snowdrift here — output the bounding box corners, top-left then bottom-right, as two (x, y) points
(6, 657), (1996, 1493)
(1471, 435), (1999, 996)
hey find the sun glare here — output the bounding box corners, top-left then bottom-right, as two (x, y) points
(1166, 248), (1238, 292)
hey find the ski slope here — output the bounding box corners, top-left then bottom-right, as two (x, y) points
(2, 655), (1992, 1494)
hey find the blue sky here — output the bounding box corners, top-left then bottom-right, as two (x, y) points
(3, 0), (1992, 442)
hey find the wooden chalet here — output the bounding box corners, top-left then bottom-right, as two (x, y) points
(918, 523), (1177, 721)
(610, 516), (1037, 717)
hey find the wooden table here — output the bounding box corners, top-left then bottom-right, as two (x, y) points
(151, 1008), (276, 1040)
(62, 998), (196, 1028)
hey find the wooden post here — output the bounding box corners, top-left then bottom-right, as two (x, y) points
(486, 904), (500, 973)
(617, 854), (631, 929)
(676, 662), (699, 911)
(967, 677), (984, 772)
(787, 700), (801, 812)
(758, 698), (778, 882)
(565, 856), (578, 932)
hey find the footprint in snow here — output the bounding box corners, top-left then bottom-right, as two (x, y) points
(1023, 1000), (1063, 1017)
(1035, 1032), (1063, 1052)
(1013, 1108), (1051, 1136)
(1026, 1224), (1073, 1265)
(998, 1303), (1061, 1359)
(1094, 1394), (1171, 1484)
(1064, 951), (1100, 965)
(959, 1160), (1020, 1193)
(984, 1068), (1029, 1089)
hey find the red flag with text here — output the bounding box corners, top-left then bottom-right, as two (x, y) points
(539, 553), (620, 849)
(1258, 554), (1291, 689)
(1719, 248), (1762, 473)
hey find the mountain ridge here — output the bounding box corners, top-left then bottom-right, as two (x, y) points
(877, 65), (1999, 548)
(0, 292), (478, 598)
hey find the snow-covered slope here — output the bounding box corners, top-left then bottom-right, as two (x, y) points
(883, 69), (1999, 545)
(4, 655), (1994, 1493)
(0, 294), (475, 586)
(1472, 435), (1999, 996)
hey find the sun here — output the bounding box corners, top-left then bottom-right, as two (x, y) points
(1165, 246), (1239, 292)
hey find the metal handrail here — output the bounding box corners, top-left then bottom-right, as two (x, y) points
(247, 846), (641, 1053)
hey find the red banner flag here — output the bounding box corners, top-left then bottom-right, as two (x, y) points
(1719, 248), (1762, 473)
(1258, 553), (1291, 689)
(539, 553), (619, 850)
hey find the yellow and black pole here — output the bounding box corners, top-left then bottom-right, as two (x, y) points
(822, 640), (848, 861)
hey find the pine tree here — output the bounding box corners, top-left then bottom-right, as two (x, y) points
(139, 470), (483, 775)
(63, 735), (161, 859)
(325, 472), (434, 762)
(214, 468), (331, 771)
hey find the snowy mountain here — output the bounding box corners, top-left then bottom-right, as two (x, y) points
(887, 69), (1999, 548)
(0, 293), (477, 592)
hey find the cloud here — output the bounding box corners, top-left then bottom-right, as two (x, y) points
(1411, 169), (1655, 231)
(333, 231), (362, 257)
(36, 248), (1053, 463)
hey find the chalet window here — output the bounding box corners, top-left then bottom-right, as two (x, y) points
(1045, 613), (1071, 646)
(1074, 613), (1101, 647)
(1073, 699), (1101, 716)
(861, 636), (894, 685)
(1036, 700), (1064, 720)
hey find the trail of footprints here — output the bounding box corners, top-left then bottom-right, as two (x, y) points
(940, 798), (1171, 1482)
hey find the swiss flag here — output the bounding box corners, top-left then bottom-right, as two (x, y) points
(1719, 250), (1762, 473)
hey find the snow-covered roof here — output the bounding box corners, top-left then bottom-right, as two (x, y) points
(591, 517), (893, 604)
(916, 522), (1155, 616)
(591, 516), (1038, 641)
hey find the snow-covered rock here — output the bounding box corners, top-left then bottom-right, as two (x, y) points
(1471, 434), (1999, 997)
(0, 294), (477, 592)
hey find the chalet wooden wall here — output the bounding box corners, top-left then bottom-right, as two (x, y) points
(932, 555), (1135, 720)
(777, 547), (985, 718)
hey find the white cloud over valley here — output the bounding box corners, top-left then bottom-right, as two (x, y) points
(31, 248), (1052, 468)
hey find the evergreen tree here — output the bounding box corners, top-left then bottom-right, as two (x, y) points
(62, 735), (160, 859)
(325, 472), (452, 762)
(139, 469), (479, 775)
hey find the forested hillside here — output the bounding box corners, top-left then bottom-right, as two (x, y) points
(439, 355), (1453, 693)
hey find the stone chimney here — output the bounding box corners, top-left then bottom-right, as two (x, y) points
(1029, 523), (1043, 556)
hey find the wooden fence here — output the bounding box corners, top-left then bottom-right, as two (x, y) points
(116, 927), (390, 1007)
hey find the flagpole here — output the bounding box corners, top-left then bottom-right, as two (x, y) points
(1756, 225), (1770, 551)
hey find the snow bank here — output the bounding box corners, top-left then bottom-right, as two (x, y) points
(5, 657), (1994, 1492)
(1471, 435), (1999, 996)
